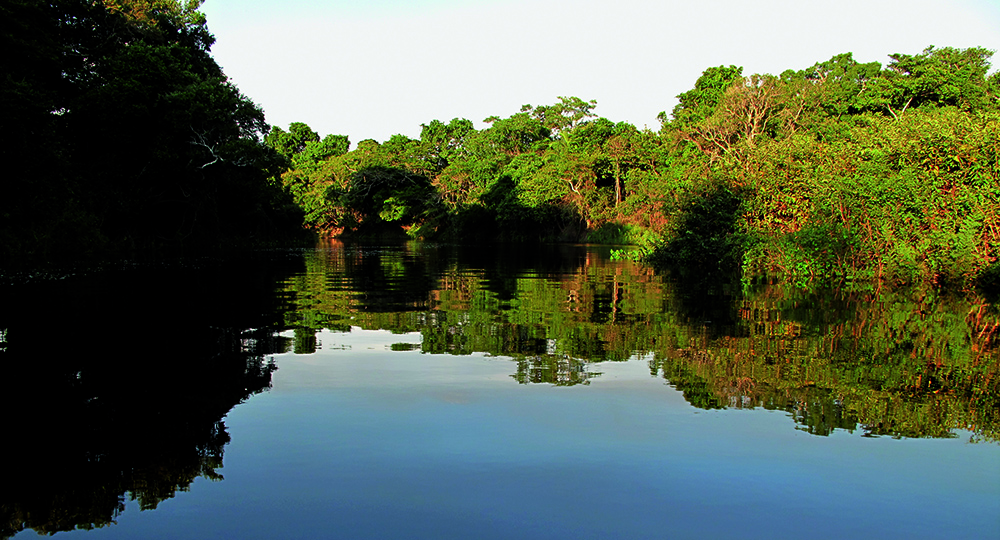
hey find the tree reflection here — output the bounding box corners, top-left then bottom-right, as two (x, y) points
(0, 255), (298, 537)
(15, 243), (997, 537)
(649, 285), (1000, 440)
(513, 356), (597, 386)
(279, 242), (1000, 442)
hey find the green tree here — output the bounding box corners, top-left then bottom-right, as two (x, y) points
(292, 134), (350, 169)
(790, 52), (882, 118)
(860, 46), (996, 117)
(266, 122), (321, 161)
(521, 96), (598, 136)
(661, 65), (744, 128)
(417, 118), (475, 174)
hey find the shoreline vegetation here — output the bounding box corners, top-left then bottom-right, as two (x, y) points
(271, 52), (1000, 292)
(3, 1), (1000, 292)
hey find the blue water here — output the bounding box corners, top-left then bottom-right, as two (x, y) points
(16, 327), (998, 540)
(6, 242), (1000, 540)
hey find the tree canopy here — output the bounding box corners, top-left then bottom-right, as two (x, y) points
(266, 46), (999, 288)
(1, 0), (303, 265)
(3, 4), (998, 289)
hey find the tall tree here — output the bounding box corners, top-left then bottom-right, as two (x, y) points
(521, 96), (598, 136)
(417, 118), (474, 174)
(266, 122), (321, 161)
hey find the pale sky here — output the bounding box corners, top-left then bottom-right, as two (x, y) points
(200, 0), (1000, 144)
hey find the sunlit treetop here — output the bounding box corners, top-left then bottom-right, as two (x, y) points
(100, 0), (208, 33)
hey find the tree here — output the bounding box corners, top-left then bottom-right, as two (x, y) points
(989, 71), (1000, 108)
(719, 74), (783, 148)
(790, 52), (882, 118)
(432, 111), (550, 208)
(292, 134), (350, 169)
(0, 0), (78, 257)
(1, 0), (303, 260)
(479, 112), (551, 156)
(860, 46), (996, 118)
(604, 124), (641, 206)
(564, 117), (638, 207)
(661, 65), (744, 128)
(417, 118), (475, 174)
(266, 122), (321, 161)
(100, 0), (208, 29)
(521, 96), (598, 136)
(337, 166), (440, 236)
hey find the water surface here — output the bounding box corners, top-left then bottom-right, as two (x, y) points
(3, 242), (999, 539)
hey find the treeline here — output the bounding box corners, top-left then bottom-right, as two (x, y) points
(1, 0), (304, 266)
(4, 0), (998, 286)
(275, 47), (1000, 286)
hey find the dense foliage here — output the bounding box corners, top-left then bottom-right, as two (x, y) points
(272, 48), (1000, 287)
(3, 0), (997, 286)
(0, 0), (303, 265)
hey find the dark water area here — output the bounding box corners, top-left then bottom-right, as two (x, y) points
(2, 242), (999, 539)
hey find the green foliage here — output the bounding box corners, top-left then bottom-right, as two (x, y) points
(1, 0), (305, 265)
(418, 117), (474, 174)
(661, 65), (744, 128)
(101, 0), (209, 31)
(336, 166), (442, 238)
(521, 96), (598, 135)
(639, 46), (999, 289)
(789, 52), (883, 118)
(293, 134), (350, 169)
(591, 223), (661, 247)
(478, 111), (551, 156)
(262, 49), (996, 287)
(7, 4), (996, 293)
(265, 122), (319, 162)
(859, 46), (996, 117)
(646, 182), (748, 276)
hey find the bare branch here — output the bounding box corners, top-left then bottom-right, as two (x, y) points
(189, 128), (222, 169)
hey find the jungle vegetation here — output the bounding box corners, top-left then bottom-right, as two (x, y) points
(3, 2), (998, 533)
(271, 49), (1000, 288)
(3, 0), (999, 288)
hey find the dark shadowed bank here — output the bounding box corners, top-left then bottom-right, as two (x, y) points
(0, 0), (309, 272)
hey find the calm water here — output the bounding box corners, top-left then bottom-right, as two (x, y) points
(2, 241), (999, 539)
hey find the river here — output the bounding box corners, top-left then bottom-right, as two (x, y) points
(2, 241), (998, 539)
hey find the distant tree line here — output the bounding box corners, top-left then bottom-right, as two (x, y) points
(272, 47), (1000, 287)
